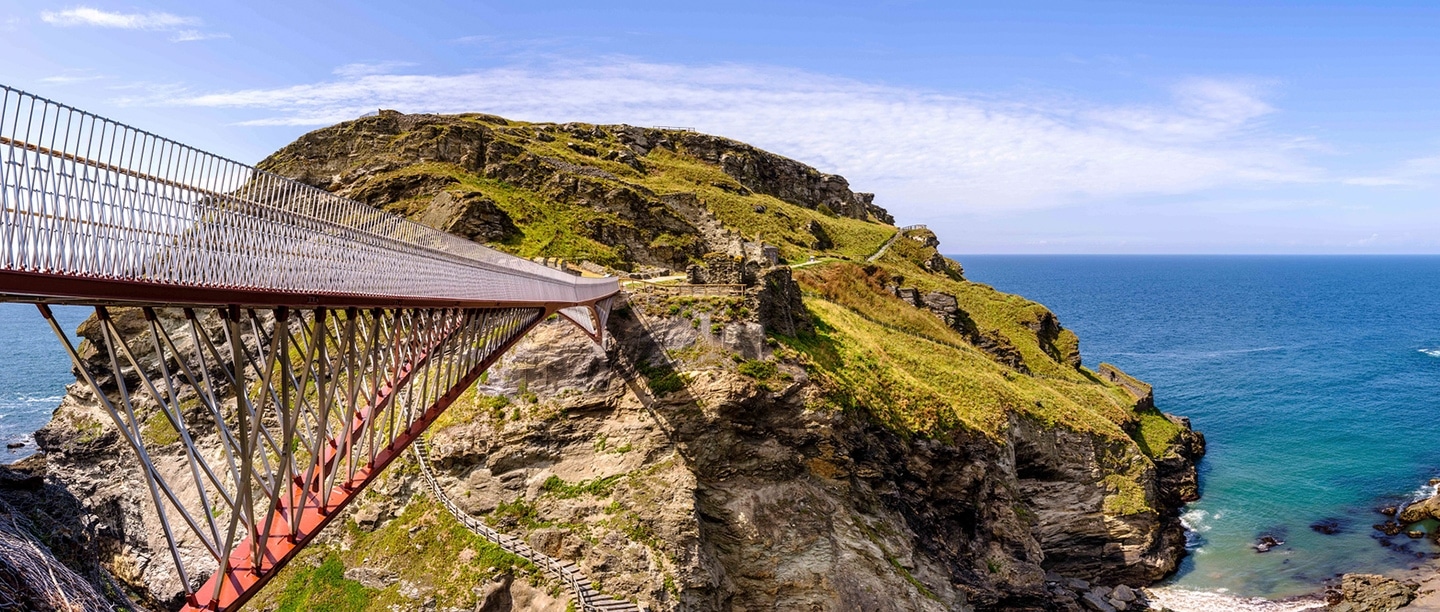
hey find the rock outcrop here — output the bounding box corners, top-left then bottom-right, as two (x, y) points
(0, 463), (120, 611)
(1327, 573), (1416, 612)
(1398, 493), (1440, 524)
(674, 132), (891, 222)
(15, 111), (1203, 611)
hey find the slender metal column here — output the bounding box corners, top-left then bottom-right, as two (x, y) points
(2, 83), (619, 612)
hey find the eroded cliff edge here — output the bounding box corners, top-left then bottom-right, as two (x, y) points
(16, 113), (1203, 611)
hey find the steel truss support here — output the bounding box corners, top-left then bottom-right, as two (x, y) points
(0, 80), (620, 612)
(40, 303), (547, 612)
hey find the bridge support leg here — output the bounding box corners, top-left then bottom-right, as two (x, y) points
(40, 304), (545, 611)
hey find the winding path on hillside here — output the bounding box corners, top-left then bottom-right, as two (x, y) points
(866, 224), (927, 263)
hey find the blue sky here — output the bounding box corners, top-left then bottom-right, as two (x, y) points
(4, 0), (1440, 253)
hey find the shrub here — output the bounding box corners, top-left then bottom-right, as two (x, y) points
(738, 359), (777, 381)
(541, 474), (624, 499)
(637, 360), (686, 395)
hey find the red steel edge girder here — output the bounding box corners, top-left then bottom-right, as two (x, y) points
(0, 269), (618, 312)
(184, 308), (548, 612)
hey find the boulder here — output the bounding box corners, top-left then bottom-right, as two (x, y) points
(1081, 590), (1118, 612)
(1112, 584), (1136, 602)
(1398, 495), (1440, 523)
(1328, 573), (1415, 612)
(893, 287), (924, 307)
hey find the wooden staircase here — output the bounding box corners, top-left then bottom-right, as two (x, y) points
(412, 440), (641, 612)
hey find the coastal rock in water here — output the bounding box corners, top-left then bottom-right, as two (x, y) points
(15, 111), (1206, 610)
(1374, 521), (1403, 536)
(1380, 506), (1398, 517)
(1254, 535), (1285, 553)
(1398, 494), (1440, 523)
(1312, 518), (1344, 535)
(1328, 573), (1415, 612)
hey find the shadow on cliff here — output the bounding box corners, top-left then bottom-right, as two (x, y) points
(601, 296), (703, 470)
(0, 461), (134, 611)
(600, 293), (1039, 610)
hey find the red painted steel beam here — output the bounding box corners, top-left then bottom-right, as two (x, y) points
(0, 269), (616, 312)
(183, 310), (546, 612)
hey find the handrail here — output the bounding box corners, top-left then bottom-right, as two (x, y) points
(0, 84), (618, 308)
(412, 440), (639, 612)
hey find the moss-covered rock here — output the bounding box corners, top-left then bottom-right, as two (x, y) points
(23, 111), (1203, 612)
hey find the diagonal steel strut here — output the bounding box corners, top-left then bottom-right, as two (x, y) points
(1, 82), (620, 611)
(42, 304), (550, 611)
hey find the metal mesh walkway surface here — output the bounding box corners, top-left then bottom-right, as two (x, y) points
(0, 84), (621, 611)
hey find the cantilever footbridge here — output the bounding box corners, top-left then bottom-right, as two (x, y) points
(0, 85), (620, 610)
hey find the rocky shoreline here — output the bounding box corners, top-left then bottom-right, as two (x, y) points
(1144, 477), (1440, 612)
(2, 113), (1211, 610)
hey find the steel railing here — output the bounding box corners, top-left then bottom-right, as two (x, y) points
(0, 85), (616, 308)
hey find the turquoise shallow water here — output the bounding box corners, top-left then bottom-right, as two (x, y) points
(959, 255), (1440, 598)
(0, 303), (90, 463)
(2, 258), (1439, 598)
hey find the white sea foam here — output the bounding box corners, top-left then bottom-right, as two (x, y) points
(1420, 348), (1440, 358)
(1181, 508), (1212, 532)
(1147, 587), (1325, 612)
(0, 393), (64, 404)
(1179, 508), (1213, 550)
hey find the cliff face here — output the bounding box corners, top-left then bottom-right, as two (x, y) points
(22, 113), (1202, 611)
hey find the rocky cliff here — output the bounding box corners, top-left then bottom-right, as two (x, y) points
(17, 113), (1202, 611)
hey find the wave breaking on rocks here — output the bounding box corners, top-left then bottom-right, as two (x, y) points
(1146, 587), (1325, 612)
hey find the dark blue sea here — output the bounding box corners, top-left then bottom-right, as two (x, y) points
(960, 255), (1440, 600)
(3, 259), (1440, 602)
(0, 303), (90, 463)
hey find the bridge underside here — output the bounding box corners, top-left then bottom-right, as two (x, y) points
(0, 84), (620, 610)
(43, 304), (553, 610)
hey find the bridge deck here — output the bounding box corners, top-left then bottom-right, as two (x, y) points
(0, 85), (616, 312)
(0, 83), (623, 611)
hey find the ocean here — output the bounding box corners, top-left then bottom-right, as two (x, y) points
(0, 303), (91, 463)
(3, 258), (1440, 603)
(960, 255), (1440, 601)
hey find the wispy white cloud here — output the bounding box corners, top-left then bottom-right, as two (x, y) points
(1344, 155), (1440, 187)
(333, 61), (417, 78)
(451, 35), (495, 46)
(171, 29), (229, 42)
(41, 6), (196, 29)
(162, 60), (1319, 213)
(40, 6), (225, 42)
(39, 72), (106, 85)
